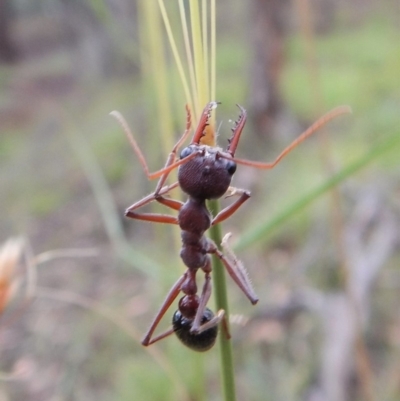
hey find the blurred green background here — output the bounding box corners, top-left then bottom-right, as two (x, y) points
(0, 0), (399, 400)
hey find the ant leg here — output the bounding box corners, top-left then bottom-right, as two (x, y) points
(221, 312), (232, 339)
(122, 106), (192, 224)
(191, 260), (232, 338)
(207, 239), (259, 305)
(220, 233), (258, 304)
(142, 273), (187, 346)
(125, 182), (181, 224)
(195, 309), (226, 335)
(211, 187), (251, 226)
(143, 327), (175, 346)
(125, 211), (178, 225)
(110, 104), (194, 181)
(143, 312), (228, 345)
(125, 180), (185, 224)
(191, 269), (212, 333)
(126, 182), (180, 210)
(153, 104), (193, 194)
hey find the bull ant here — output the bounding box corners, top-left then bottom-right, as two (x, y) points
(111, 102), (350, 351)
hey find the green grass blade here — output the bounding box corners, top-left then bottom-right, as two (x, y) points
(237, 129), (400, 251)
(67, 123), (162, 278)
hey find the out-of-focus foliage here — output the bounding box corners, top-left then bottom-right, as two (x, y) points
(0, 1), (399, 401)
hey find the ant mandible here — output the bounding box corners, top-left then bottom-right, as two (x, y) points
(111, 102), (350, 351)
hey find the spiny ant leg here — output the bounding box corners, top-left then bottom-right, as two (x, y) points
(221, 233), (258, 303)
(207, 239), (259, 305)
(219, 249), (258, 305)
(142, 274), (187, 346)
(211, 187), (251, 226)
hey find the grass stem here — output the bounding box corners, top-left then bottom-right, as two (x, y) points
(208, 199), (237, 401)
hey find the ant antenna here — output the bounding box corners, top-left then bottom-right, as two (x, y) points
(221, 105), (352, 168)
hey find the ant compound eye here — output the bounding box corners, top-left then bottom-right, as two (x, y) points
(180, 146), (193, 159)
(226, 160), (237, 175)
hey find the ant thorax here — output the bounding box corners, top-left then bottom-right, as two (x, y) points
(178, 144), (237, 200)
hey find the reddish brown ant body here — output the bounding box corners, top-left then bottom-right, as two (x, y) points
(111, 101), (350, 351)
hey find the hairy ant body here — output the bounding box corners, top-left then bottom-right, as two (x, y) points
(111, 102), (350, 351)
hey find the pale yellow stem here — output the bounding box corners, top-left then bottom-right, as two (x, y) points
(210, 0), (216, 102)
(190, 1), (207, 110)
(202, 0), (210, 101)
(179, 0), (199, 117)
(157, 0), (193, 111)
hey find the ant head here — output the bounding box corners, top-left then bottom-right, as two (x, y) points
(172, 307), (218, 352)
(178, 145), (236, 200)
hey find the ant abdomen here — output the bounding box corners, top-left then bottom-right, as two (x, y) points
(172, 308), (218, 352)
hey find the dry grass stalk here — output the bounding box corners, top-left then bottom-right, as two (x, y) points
(0, 237), (23, 314)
